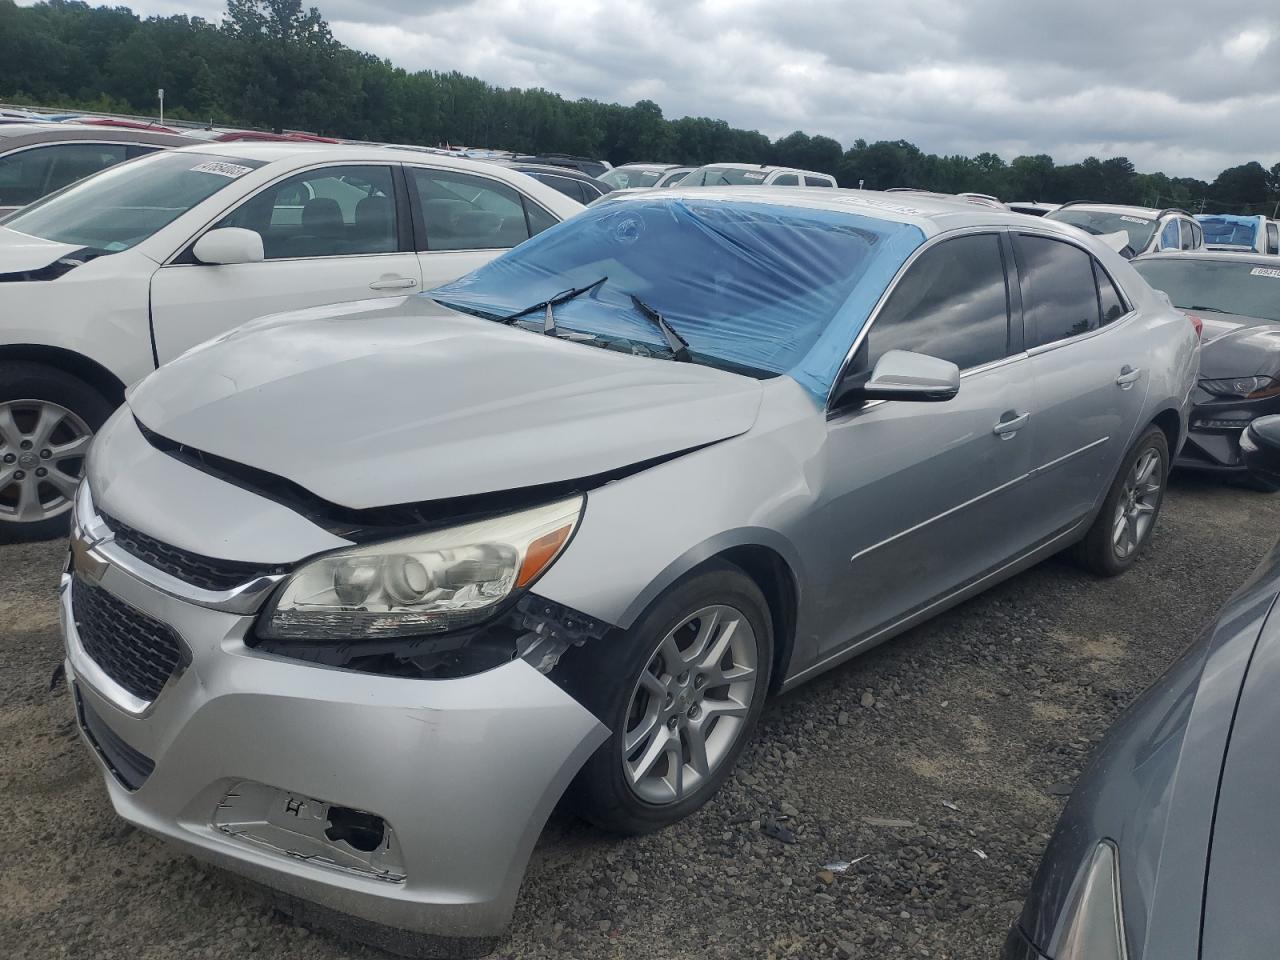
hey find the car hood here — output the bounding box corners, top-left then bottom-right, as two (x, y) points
(0, 226), (88, 278)
(1197, 317), (1280, 380)
(126, 296), (764, 510)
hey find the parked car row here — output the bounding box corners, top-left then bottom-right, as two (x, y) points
(0, 135), (1273, 957)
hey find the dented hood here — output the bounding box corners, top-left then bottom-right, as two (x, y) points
(0, 226), (86, 277)
(127, 296), (764, 510)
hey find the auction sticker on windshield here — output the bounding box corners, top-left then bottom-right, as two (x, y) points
(743, 172), (766, 180)
(1121, 216), (1151, 224)
(191, 160), (255, 178)
(1250, 267), (1280, 279)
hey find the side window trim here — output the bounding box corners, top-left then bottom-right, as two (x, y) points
(998, 229), (1025, 355)
(390, 164), (415, 253)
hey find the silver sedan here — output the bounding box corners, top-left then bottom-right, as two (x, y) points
(62, 188), (1198, 952)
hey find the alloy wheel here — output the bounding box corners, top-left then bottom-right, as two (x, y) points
(0, 399), (92, 525)
(1112, 447), (1163, 559)
(621, 604), (759, 805)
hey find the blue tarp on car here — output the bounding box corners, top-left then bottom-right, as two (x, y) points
(429, 197), (924, 402)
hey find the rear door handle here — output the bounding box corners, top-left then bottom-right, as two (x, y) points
(1116, 365), (1142, 388)
(993, 411), (1030, 438)
(369, 276), (418, 291)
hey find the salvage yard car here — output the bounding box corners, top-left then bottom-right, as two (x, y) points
(678, 162), (837, 187)
(0, 142), (583, 539)
(0, 122), (195, 217)
(1133, 251), (1280, 490)
(1046, 202), (1203, 258)
(61, 188), (1196, 953)
(599, 163), (695, 190)
(1004, 416), (1280, 960)
(1196, 212), (1280, 255)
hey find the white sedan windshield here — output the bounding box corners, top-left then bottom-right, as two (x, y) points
(3, 151), (265, 254)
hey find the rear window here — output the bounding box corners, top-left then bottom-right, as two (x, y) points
(1133, 258), (1280, 323)
(4, 150), (264, 254)
(599, 167), (665, 189)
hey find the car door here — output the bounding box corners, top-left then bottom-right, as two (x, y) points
(1013, 231), (1150, 544)
(815, 231), (1036, 649)
(149, 163), (422, 363)
(405, 166), (560, 289)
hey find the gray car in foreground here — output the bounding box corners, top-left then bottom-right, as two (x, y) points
(61, 188), (1196, 954)
(1005, 415), (1280, 960)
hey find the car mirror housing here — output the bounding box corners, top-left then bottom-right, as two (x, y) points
(833, 349), (961, 407)
(192, 227), (265, 266)
(1241, 414), (1280, 486)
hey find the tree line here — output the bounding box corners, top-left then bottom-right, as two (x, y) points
(3, 0), (1278, 214)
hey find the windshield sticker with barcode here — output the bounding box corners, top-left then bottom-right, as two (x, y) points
(191, 161), (254, 178)
(1250, 266), (1280, 279)
(743, 171), (767, 180)
(1120, 216), (1151, 224)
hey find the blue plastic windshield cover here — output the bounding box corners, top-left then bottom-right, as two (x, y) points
(428, 198), (925, 400)
(1198, 214), (1260, 247)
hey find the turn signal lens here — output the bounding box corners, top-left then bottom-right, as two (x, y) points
(517, 524), (575, 587)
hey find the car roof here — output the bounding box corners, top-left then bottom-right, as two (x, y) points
(0, 122), (196, 146)
(604, 185), (1090, 237)
(167, 141), (538, 171)
(692, 162), (831, 177)
(1053, 203), (1166, 219)
(487, 160), (598, 180)
(612, 162), (679, 171)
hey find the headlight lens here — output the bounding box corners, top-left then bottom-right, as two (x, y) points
(260, 496), (583, 640)
(1053, 841), (1127, 960)
(1200, 374), (1280, 399)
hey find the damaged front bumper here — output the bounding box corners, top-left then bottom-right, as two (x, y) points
(60, 487), (609, 951)
(1177, 393), (1280, 476)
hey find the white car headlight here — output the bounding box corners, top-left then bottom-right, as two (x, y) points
(260, 496), (583, 640)
(1054, 841), (1128, 960)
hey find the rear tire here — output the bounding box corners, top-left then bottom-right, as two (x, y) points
(1073, 425), (1169, 577)
(0, 362), (114, 544)
(561, 562), (773, 835)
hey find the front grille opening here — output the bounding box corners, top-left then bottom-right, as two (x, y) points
(99, 511), (282, 592)
(72, 578), (185, 702)
(75, 685), (155, 791)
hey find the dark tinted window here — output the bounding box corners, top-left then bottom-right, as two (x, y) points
(1180, 219), (1196, 250)
(772, 173), (799, 185)
(530, 171), (584, 202)
(411, 168), (531, 251)
(1014, 234), (1100, 347)
(522, 198), (558, 236)
(1094, 262), (1126, 324)
(0, 142), (128, 206)
(866, 233), (1010, 371)
(805, 175), (834, 187)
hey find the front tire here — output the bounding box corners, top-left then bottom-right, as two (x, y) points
(0, 362), (113, 543)
(1073, 425), (1169, 577)
(562, 562), (774, 835)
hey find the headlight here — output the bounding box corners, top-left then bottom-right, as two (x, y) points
(1052, 842), (1128, 960)
(260, 496), (583, 640)
(1200, 374), (1280, 399)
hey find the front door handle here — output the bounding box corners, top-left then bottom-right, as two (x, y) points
(369, 276), (418, 291)
(993, 411), (1030, 438)
(1116, 365), (1142, 388)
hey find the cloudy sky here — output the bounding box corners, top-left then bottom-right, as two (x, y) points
(48, 0), (1280, 178)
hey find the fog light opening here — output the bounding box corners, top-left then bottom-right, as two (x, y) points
(324, 807), (386, 853)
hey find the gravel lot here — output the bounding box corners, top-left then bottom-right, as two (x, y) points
(2, 474), (1276, 960)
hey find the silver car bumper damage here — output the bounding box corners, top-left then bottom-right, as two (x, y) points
(60, 486), (609, 947)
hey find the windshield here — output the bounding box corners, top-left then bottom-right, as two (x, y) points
(429, 197), (924, 398)
(1048, 209), (1157, 253)
(1198, 215), (1260, 248)
(3, 151), (265, 254)
(694, 166), (772, 185)
(600, 167), (667, 189)
(1133, 258), (1280, 323)
(660, 169), (692, 186)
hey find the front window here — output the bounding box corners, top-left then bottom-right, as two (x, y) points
(599, 167), (667, 190)
(4, 150), (265, 255)
(1047, 208), (1157, 254)
(1133, 258), (1280, 323)
(429, 197), (924, 397)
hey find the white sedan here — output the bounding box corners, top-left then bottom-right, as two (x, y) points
(0, 143), (584, 539)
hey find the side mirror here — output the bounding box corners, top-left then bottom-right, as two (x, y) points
(834, 349), (960, 407)
(1241, 415), (1280, 486)
(192, 227), (264, 265)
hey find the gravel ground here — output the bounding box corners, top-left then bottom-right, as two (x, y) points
(2, 474), (1277, 960)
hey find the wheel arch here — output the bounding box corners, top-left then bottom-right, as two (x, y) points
(1149, 405), (1182, 459)
(0, 344), (127, 407)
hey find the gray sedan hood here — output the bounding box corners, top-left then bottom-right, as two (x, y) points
(127, 296), (764, 510)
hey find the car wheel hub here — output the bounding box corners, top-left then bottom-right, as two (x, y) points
(621, 604), (758, 805)
(1112, 447), (1163, 559)
(0, 399), (93, 525)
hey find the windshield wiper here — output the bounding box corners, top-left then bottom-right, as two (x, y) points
(1187, 304), (1231, 314)
(500, 275), (608, 326)
(630, 295), (691, 362)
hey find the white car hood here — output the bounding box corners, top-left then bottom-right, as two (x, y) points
(127, 296), (765, 511)
(0, 226), (88, 276)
